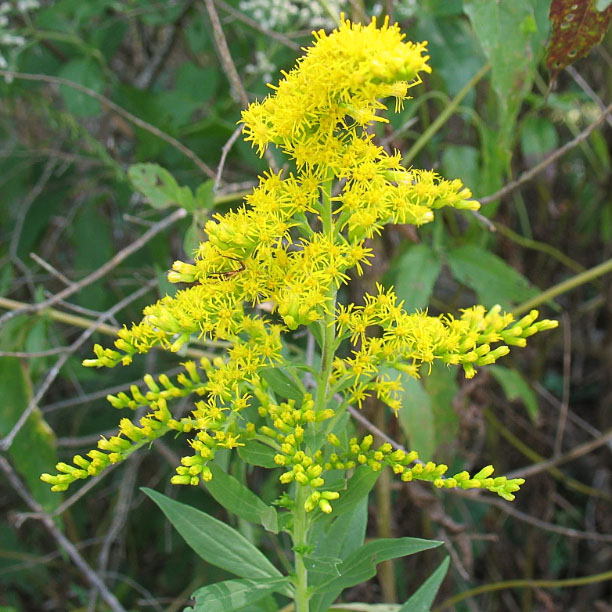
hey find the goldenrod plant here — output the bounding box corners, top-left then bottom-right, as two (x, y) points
(42, 17), (557, 611)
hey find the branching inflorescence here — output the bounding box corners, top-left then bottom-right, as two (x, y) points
(42, 18), (557, 510)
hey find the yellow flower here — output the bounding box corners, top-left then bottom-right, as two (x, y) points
(45, 16), (557, 506)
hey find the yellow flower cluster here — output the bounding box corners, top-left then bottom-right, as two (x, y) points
(42, 17), (557, 507)
(241, 17), (431, 166)
(42, 357), (258, 491)
(330, 286), (558, 411)
(326, 434), (524, 501)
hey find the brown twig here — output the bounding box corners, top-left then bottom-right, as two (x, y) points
(215, 125), (243, 189)
(506, 427), (612, 481)
(57, 431), (117, 448)
(214, 0), (300, 50)
(566, 65), (612, 129)
(347, 405), (405, 451)
(478, 101), (612, 205)
(199, 0), (278, 172)
(553, 313), (571, 457)
(89, 453), (143, 612)
(0, 347), (74, 358)
(42, 366), (185, 414)
(534, 381), (610, 446)
(0, 282), (155, 452)
(0, 456), (127, 612)
(9, 159), (58, 260)
(201, 0), (248, 108)
(0, 296), (217, 360)
(456, 490), (612, 544)
(29, 252), (73, 286)
(0, 207), (187, 328)
(0, 69), (215, 178)
(52, 465), (120, 519)
(134, 1), (195, 89)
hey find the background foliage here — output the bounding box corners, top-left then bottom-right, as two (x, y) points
(1, 0), (611, 610)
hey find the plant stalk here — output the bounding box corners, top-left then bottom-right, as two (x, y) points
(293, 172), (339, 611)
(315, 173), (338, 412)
(293, 485), (310, 612)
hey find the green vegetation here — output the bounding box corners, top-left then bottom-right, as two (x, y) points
(1, 1), (611, 611)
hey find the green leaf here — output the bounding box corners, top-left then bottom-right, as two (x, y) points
(0, 358), (58, 512)
(398, 557), (450, 612)
(186, 13), (212, 54)
(590, 129), (611, 172)
(397, 373), (435, 459)
(186, 577), (290, 612)
(424, 0), (464, 17)
(425, 362), (459, 454)
(176, 62), (219, 105)
(302, 556), (343, 580)
(415, 14), (485, 101)
(441, 145), (480, 192)
(447, 244), (539, 309)
(128, 163), (196, 211)
(155, 264), (177, 298)
(207, 464), (278, 533)
(392, 244), (442, 312)
(139, 2), (184, 24)
(463, 0), (549, 145)
(311, 538), (442, 612)
(142, 488), (282, 580)
(196, 180), (216, 209)
(337, 538), (442, 585)
(236, 594), (280, 612)
(184, 220), (202, 257)
(478, 124), (509, 208)
(0, 262), (13, 296)
(520, 116), (559, 157)
(327, 606), (400, 611)
(238, 440), (278, 469)
(70, 205), (114, 309)
(311, 497), (368, 584)
(328, 467), (379, 517)
(58, 57), (105, 117)
(488, 365), (539, 422)
(260, 367), (305, 401)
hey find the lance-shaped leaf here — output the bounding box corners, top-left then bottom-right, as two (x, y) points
(142, 488), (283, 580)
(185, 577), (291, 612)
(310, 538), (442, 612)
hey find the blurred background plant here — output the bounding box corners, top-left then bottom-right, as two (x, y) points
(0, 0), (611, 611)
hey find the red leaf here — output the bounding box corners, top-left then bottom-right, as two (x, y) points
(546, 0), (612, 81)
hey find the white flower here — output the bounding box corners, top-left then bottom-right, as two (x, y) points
(18, 0), (41, 11)
(0, 33), (26, 46)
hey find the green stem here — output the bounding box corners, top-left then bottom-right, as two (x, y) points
(293, 485), (310, 612)
(320, 171), (334, 236)
(403, 61), (491, 166)
(292, 172), (338, 611)
(316, 173), (337, 412)
(493, 222), (585, 274)
(433, 569), (612, 612)
(513, 256), (612, 316)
